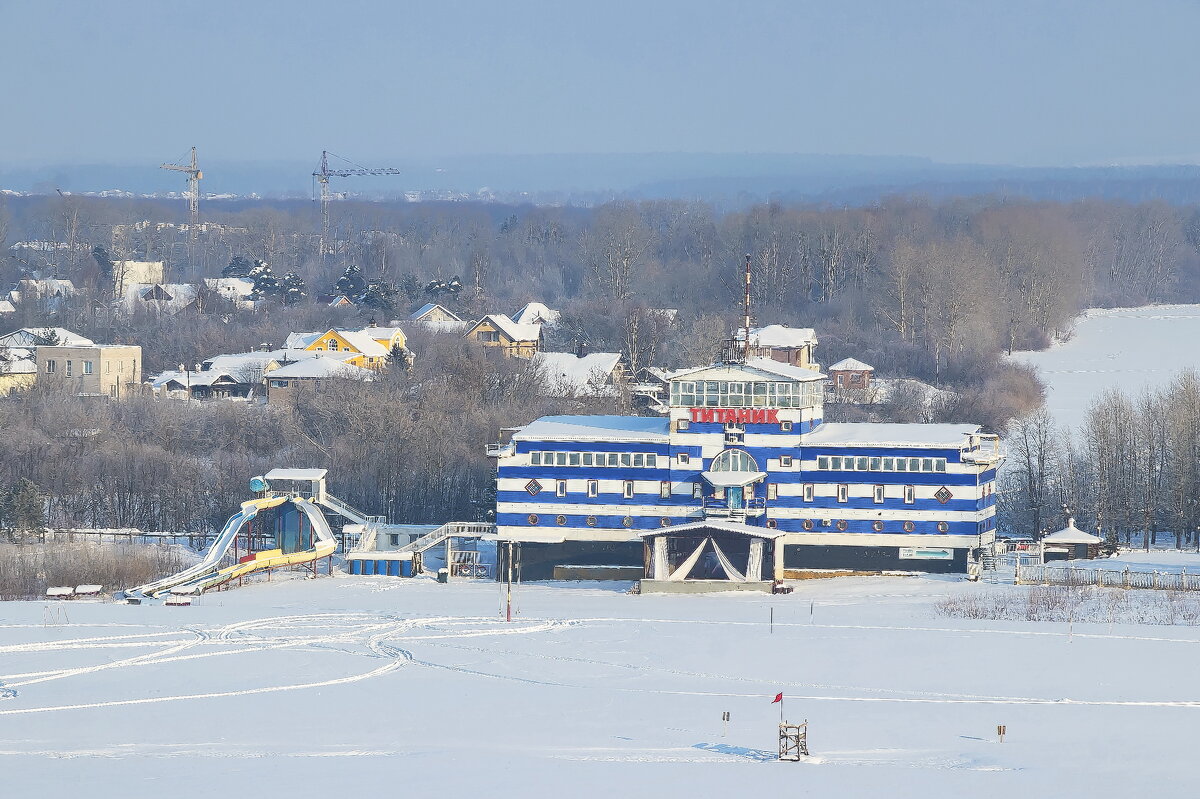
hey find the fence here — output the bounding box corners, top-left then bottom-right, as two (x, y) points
(1017, 564), (1200, 592)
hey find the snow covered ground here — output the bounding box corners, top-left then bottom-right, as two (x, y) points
(5, 570), (1200, 797)
(1010, 304), (1200, 433)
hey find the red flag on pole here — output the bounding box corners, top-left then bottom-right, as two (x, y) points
(772, 692), (783, 703)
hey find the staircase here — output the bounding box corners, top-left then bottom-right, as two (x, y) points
(397, 521), (496, 555)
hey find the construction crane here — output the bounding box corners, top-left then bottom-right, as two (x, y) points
(313, 150), (401, 265)
(160, 147), (203, 274)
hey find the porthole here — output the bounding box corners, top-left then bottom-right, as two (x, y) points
(527, 514), (539, 525)
(586, 515), (598, 527)
(556, 514), (567, 526)
(766, 519), (778, 529)
(903, 520), (915, 532)
(622, 516), (634, 528)
(660, 517), (672, 527)
(802, 519), (814, 531)
(836, 519), (848, 531)
(937, 521), (950, 533)
(872, 520), (884, 532)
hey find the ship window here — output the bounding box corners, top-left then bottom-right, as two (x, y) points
(623, 481), (634, 499)
(709, 449), (758, 472)
(582, 453), (593, 466)
(904, 485), (915, 504)
(837, 484), (849, 502)
(587, 480), (599, 497)
(569, 453), (581, 466)
(531, 452), (542, 466)
(817, 456), (829, 470)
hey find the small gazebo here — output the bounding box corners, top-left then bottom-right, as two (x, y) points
(638, 521), (783, 593)
(1042, 518), (1103, 561)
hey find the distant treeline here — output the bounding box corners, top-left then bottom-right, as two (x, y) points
(6, 196), (1200, 383)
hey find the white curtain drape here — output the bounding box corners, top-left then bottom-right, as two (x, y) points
(711, 538), (747, 582)
(747, 538), (763, 581)
(668, 538), (710, 581)
(652, 536), (669, 580)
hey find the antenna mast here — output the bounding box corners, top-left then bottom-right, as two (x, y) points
(160, 147), (202, 275)
(743, 252), (753, 361)
(312, 150), (402, 267)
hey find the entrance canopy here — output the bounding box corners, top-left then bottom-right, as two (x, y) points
(640, 521), (783, 584)
(638, 520), (785, 541)
(701, 470), (767, 488)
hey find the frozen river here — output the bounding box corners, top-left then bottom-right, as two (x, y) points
(1009, 304), (1200, 433)
(5, 572), (1200, 797)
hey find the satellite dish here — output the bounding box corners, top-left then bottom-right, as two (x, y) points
(249, 476), (271, 493)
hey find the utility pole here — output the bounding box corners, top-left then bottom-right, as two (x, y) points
(312, 150), (402, 267)
(505, 540), (514, 622)
(160, 147), (202, 277)
(742, 253), (753, 362)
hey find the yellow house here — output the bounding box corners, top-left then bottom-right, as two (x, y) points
(462, 314), (542, 359)
(285, 327), (407, 370)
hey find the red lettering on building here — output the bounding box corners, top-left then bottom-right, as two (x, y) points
(686, 408), (784, 425)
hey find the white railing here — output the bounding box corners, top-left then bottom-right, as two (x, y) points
(397, 521), (496, 555)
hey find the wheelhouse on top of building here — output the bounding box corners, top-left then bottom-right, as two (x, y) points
(489, 319), (1002, 588)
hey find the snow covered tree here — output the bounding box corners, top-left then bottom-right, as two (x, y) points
(248, 259), (281, 301)
(335, 264), (367, 298)
(280, 271), (307, 305)
(360, 280), (398, 314)
(223, 255), (254, 278)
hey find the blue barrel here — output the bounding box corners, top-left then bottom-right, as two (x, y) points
(362, 560), (375, 576)
(348, 560), (360, 575)
(400, 560), (414, 577)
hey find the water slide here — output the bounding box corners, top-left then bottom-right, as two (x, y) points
(125, 496), (336, 599)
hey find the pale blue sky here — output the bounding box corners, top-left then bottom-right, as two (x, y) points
(1, 0), (1197, 167)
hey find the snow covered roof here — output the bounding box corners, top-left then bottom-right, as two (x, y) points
(533, 351), (623, 396)
(286, 329), (390, 357)
(803, 423), (981, 447)
(471, 313), (542, 342)
(204, 277), (254, 297)
(285, 332), (322, 349)
(265, 468), (328, 482)
(0, 300), (14, 314)
(268, 356), (375, 380)
(150, 369), (245, 389)
(828, 357), (874, 371)
(512, 302), (559, 326)
(670, 358), (824, 383)
(0, 327), (94, 347)
(736, 324), (816, 348)
(636, 520), (785, 539)
(123, 283), (198, 311)
(361, 326), (404, 342)
(1043, 519), (1102, 544)
(513, 415), (670, 443)
(410, 303), (461, 322)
